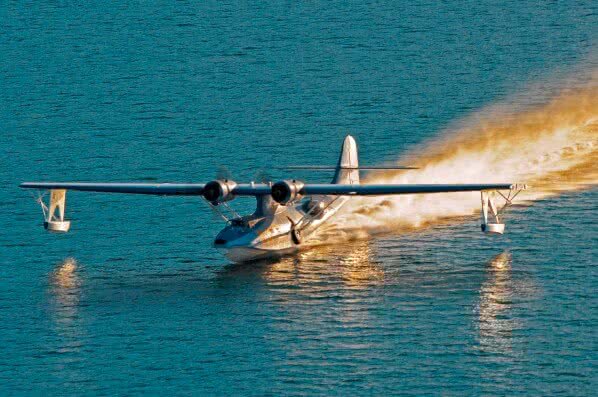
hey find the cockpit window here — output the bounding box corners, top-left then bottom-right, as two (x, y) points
(301, 199), (325, 216)
(230, 218), (246, 227)
(301, 200), (311, 212)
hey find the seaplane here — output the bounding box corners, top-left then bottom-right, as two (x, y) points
(20, 136), (526, 262)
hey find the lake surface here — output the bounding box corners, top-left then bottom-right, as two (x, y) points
(1, 2), (596, 395)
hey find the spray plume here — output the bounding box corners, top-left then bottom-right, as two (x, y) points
(330, 76), (597, 236)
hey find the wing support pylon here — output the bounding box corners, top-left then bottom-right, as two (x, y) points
(34, 189), (71, 232)
(480, 184), (526, 235)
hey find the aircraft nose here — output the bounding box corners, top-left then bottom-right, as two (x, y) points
(213, 226), (259, 249)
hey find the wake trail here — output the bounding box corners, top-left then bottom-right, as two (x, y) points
(322, 76), (597, 241)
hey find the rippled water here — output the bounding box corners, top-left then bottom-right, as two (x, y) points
(1, 2), (597, 395)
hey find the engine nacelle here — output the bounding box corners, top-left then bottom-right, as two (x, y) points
(271, 180), (305, 205)
(203, 179), (237, 205)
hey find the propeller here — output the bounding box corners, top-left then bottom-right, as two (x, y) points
(216, 165), (233, 181)
(287, 216), (302, 244)
(216, 165), (272, 184)
(254, 169), (272, 183)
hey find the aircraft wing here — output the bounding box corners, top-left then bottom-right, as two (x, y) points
(19, 182), (206, 195)
(300, 183), (517, 195)
(20, 182), (521, 196)
(19, 182), (273, 196)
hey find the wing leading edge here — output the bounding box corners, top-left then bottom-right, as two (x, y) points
(20, 182), (520, 196)
(19, 182), (206, 195)
(301, 183), (517, 195)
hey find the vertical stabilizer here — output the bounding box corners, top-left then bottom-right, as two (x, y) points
(332, 135), (360, 185)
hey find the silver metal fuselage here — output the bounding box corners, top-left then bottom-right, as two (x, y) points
(215, 135), (360, 262)
(214, 194), (349, 262)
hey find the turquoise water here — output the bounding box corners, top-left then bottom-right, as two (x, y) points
(1, 2), (597, 395)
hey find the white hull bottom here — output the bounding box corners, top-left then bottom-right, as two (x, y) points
(223, 246), (298, 263)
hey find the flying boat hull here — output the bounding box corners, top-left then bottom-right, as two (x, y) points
(222, 246), (298, 262)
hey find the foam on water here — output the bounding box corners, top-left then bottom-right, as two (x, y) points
(327, 77), (597, 237)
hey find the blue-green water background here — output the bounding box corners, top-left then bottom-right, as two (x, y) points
(1, 1), (596, 395)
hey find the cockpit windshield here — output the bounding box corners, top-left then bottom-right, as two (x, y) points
(301, 199), (326, 217)
(230, 218), (246, 227)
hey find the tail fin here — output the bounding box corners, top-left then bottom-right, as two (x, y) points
(332, 135), (360, 185)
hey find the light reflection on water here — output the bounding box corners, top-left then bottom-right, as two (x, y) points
(217, 239), (385, 294)
(475, 251), (537, 360)
(48, 258), (85, 352)
(49, 258), (81, 329)
(37, 239), (571, 394)
(256, 240), (388, 377)
(47, 258), (87, 385)
(264, 240), (385, 290)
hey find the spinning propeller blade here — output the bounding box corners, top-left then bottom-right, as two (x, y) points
(216, 165), (233, 181)
(254, 169), (272, 183)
